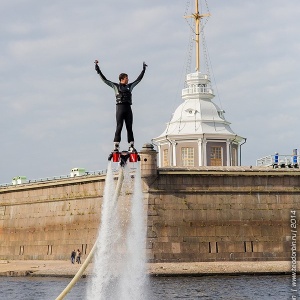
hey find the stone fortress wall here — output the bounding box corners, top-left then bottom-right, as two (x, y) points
(0, 144), (299, 262)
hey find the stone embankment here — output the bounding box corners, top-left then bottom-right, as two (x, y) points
(0, 260), (298, 277)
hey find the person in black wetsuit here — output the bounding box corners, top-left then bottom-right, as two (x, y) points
(94, 60), (147, 151)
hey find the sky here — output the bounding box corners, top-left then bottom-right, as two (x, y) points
(1, 0), (300, 184)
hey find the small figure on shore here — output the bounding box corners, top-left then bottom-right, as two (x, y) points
(76, 249), (82, 264)
(71, 249), (76, 264)
(94, 59), (147, 151)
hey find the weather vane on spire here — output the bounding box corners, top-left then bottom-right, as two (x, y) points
(184, 0), (210, 72)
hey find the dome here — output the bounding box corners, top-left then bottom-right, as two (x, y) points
(157, 93), (236, 138)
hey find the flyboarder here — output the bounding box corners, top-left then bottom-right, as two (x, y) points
(94, 60), (147, 152)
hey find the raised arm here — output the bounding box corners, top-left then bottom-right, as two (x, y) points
(129, 62), (148, 91)
(94, 60), (116, 89)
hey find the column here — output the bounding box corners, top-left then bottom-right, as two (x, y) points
(198, 138), (203, 166)
(158, 144), (162, 168)
(226, 139), (230, 166)
(172, 141), (177, 166)
(203, 139), (207, 166)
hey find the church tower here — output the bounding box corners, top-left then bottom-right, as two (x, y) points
(153, 0), (245, 167)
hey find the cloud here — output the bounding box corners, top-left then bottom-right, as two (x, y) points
(1, 0), (300, 183)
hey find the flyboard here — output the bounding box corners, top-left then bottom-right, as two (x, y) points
(108, 148), (140, 166)
(55, 148), (140, 300)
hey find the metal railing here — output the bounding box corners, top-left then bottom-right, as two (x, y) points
(182, 86), (214, 97)
(256, 154), (300, 168)
(0, 169), (109, 188)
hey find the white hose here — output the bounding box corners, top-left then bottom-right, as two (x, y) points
(55, 168), (124, 300)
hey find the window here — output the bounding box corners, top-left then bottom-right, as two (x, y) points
(217, 110), (225, 119)
(181, 147), (194, 167)
(232, 147), (237, 166)
(210, 146), (222, 166)
(163, 149), (169, 167)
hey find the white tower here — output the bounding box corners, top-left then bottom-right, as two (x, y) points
(153, 0), (245, 168)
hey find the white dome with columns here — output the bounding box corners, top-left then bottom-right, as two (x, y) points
(153, 71), (245, 167)
(152, 1), (245, 168)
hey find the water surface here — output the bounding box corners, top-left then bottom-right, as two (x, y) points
(0, 275), (297, 300)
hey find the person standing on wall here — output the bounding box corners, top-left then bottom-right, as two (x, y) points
(94, 60), (147, 151)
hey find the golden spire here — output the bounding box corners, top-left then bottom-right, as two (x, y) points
(184, 0), (210, 72)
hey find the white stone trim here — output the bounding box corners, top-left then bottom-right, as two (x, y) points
(198, 138), (203, 166)
(203, 139), (207, 166)
(226, 140), (230, 167)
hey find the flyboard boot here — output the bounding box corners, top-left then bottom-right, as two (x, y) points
(108, 142), (120, 162)
(128, 141), (139, 164)
(128, 141), (136, 152)
(114, 142), (119, 151)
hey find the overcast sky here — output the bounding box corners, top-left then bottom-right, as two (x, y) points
(1, 0), (300, 183)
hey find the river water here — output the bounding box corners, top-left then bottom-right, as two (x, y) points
(0, 275), (297, 299)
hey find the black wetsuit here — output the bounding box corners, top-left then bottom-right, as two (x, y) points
(95, 64), (146, 143)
